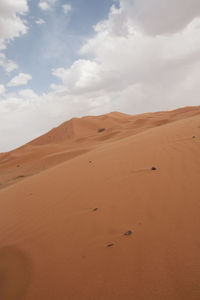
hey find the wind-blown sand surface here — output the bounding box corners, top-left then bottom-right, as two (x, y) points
(0, 106), (200, 299)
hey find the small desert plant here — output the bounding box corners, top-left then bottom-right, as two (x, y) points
(98, 128), (106, 133)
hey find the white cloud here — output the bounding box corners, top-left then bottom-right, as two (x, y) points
(4, 60), (18, 73)
(0, 53), (18, 73)
(0, 85), (5, 94)
(0, 0), (28, 16)
(35, 18), (45, 25)
(7, 73), (32, 87)
(63, 4), (71, 15)
(0, 0), (28, 78)
(38, 2), (50, 11)
(119, 0), (200, 35)
(0, 0), (28, 48)
(51, 1), (200, 113)
(38, 0), (57, 11)
(18, 89), (38, 99)
(52, 60), (101, 92)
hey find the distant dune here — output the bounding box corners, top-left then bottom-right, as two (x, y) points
(0, 106), (200, 299)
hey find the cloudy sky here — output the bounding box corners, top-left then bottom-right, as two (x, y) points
(0, 0), (200, 152)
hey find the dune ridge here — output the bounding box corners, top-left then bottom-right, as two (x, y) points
(0, 106), (200, 299)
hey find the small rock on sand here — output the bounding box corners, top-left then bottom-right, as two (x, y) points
(107, 243), (114, 247)
(151, 167), (157, 170)
(124, 230), (132, 236)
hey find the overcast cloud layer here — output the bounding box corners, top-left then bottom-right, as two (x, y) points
(0, 0), (200, 151)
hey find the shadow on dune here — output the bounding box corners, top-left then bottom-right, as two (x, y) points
(0, 246), (32, 300)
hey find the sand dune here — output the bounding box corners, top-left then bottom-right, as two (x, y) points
(0, 106), (200, 190)
(0, 106), (200, 299)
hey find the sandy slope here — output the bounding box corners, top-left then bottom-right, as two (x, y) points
(0, 107), (200, 299)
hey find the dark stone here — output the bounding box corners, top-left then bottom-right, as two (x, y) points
(151, 167), (157, 170)
(192, 136), (196, 139)
(89, 161), (92, 163)
(107, 243), (114, 247)
(98, 128), (106, 133)
(124, 230), (132, 236)
(93, 208), (98, 212)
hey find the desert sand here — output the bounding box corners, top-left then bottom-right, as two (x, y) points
(0, 106), (200, 299)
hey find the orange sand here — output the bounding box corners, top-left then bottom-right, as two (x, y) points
(0, 106), (200, 299)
